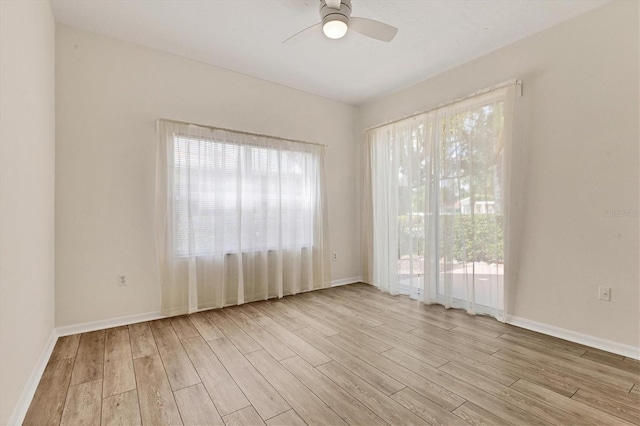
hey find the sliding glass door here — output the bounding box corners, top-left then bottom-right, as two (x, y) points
(366, 85), (515, 319)
(437, 98), (506, 315)
(395, 116), (431, 300)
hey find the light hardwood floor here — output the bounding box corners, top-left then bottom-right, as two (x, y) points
(24, 283), (640, 426)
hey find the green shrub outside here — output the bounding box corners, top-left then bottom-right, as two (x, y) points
(398, 214), (503, 263)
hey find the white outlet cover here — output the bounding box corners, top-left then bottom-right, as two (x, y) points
(598, 286), (611, 301)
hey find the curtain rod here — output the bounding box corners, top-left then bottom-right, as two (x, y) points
(156, 118), (328, 148)
(363, 79), (522, 133)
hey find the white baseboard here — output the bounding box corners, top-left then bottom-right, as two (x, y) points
(505, 315), (640, 360)
(56, 311), (163, 337)
(56, 281), (363, 337)
(56, 280), (362, 337)
(8, 328), (58, 425)
(331, 276), (362, 287)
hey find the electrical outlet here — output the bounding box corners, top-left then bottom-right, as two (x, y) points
(117, 275), (127, 286)
(332, 252), (338, 261)
(598, 286), (611, 301)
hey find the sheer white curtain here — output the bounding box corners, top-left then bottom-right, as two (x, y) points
(363, 84), (516, 320)
(156, 121), (331, 316)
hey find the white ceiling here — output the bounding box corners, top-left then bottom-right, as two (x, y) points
(51, 0), (609, 105)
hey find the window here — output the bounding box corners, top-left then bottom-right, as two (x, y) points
(172, 135), (317, 257)
(156, 120), (330, 314)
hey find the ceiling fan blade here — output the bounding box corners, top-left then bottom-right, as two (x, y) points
(349, 17), (398, 42)
(325, 0), (342, 9)
(282, 22), (322, 44)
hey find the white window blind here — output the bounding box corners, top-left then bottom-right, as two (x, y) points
(172, 135), (315, 257)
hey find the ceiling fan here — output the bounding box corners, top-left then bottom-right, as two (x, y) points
(283, 0), (398, 43)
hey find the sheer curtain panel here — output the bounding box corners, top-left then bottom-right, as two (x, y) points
(363, 83), (517, 320)
(156, 121), (331, 316)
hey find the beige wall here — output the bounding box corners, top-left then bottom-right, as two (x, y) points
(51, 0), (640, 349)
(0, 1), (56, 423)
(358, 1), (639, 348)
(55, 25), (360, 327)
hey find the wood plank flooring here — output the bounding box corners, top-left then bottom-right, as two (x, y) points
(24, 283), (640, 426)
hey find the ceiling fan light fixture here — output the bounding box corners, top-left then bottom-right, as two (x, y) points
(323, 19), (348, 39)
(282, 0), (397, 44)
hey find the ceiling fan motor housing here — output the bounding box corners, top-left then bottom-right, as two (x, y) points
(320, 0), (352, 27)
